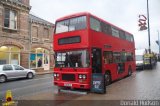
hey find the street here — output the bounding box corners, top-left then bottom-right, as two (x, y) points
(1, 63), (160, 105)
(0, 74), (81, 101)
(0, 74), (53, 100)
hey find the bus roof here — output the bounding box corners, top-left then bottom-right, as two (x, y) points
(56, 12), (133, 35)
(56, 12), (90, 21)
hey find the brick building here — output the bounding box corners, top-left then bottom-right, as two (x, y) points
(0, 0), (54, 73)
(29, 14), (54, 72)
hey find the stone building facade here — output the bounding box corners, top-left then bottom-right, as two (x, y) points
(29, 14), (54, 72)
(0, 0), (54, 73)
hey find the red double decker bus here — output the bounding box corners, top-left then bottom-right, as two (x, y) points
(53, 12), (135, 89)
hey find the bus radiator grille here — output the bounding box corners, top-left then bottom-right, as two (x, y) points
(62, 74), (75, 81)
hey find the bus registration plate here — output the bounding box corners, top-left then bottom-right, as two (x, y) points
(64, 83), (72, 87)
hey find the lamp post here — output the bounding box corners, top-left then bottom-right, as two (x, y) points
(158, 31), (160, 60)
(147, 0), (151, 54)
(28, 18), (32, 69)
(146, 0), (152, 67)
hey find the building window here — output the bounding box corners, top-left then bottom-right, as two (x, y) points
(32, 26), (38, 37)
(4, 9), (17, 30)
(0, 46), (20, 65)
(44, 28), (49, 38)
(30, 48), (50, 70)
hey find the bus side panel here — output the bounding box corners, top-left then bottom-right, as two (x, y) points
(105, 64), (118, 81)
(125, 61), (136, 75)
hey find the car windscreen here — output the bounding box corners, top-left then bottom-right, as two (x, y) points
(136, 55), (143, 61)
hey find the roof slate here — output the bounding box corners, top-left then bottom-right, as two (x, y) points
(29, 14), (54, 27)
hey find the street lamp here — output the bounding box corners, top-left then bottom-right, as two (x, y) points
(158, 30), (160, 60)
(147, 0), (151, 54)
(146, 0), (152, 67)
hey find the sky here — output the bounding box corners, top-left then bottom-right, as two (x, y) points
(30, 0), (160, 53)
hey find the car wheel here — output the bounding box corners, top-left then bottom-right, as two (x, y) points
(27, 73), (34, 79)
(105, 72), (111, 86)
(0, 75), (7, 83)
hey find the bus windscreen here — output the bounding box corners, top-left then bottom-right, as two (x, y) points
(55, 16), (87, 34)
(55, 50), (89, 68)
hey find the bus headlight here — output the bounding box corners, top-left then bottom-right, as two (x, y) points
(83, 75), (86, 79)
(54, 73), (57, 77)
(79, 74), (87, 79)
(54, 73), (59, 77)
(79, 75), (82, 79)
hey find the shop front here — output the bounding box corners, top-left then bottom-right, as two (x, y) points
(30, 48), (50, 71)
(0, 45), (20, 65)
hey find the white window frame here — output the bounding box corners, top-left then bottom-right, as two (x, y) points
(4, 9), (17, 30)
(30, 48), (50, 70)
(0, 46), (20, 65)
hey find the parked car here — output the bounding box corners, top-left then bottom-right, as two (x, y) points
(135, 49), (145, 70)
(0, 64), (36, 83)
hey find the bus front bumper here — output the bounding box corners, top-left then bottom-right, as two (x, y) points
(54, 81), (90, 89)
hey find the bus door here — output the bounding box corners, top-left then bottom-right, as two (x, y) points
(92, 48), (102, 73)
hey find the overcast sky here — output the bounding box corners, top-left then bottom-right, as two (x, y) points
(30, 0), (160, 53)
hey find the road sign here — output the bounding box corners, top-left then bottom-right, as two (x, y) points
(138, 15), (147, 31)
(91, 73), (106, 94)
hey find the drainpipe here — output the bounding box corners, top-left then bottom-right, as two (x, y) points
(28, 17), (32, 69)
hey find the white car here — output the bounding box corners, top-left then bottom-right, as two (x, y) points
(0, 64), (36, 83)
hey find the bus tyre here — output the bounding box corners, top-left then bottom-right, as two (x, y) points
(0, 75), (7, 83)
(105, 72), (111, 86)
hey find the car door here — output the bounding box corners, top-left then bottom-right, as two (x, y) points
(3, 65), (17, 79)
(13, 65), (27, 78)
